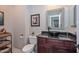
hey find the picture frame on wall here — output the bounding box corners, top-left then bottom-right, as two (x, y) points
(31, 14), (40, 27)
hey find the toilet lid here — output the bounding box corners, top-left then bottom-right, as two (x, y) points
(22, 44), (34, 52)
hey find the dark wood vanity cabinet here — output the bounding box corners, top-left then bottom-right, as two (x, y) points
(37, 36), (76, 53)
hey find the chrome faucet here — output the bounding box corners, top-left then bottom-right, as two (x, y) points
(48, 27), (52, 36)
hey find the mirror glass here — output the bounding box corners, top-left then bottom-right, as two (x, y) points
(50, 14), (61, 28)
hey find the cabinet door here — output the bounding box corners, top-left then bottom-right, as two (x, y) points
(37, 37), (47, 53)
(64, 41), (76, 52)
(37, 45), (47, 53)
(38, 44), (53, 53)
(64, 41), (75, 48)
(37, 37), (47, 45)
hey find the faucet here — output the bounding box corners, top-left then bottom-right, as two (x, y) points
(48, 26), (52, 36)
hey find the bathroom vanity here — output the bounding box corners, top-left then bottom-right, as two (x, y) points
(38, 6), (77, 53)
(37, 31), (76, 53)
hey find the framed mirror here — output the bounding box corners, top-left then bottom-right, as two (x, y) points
(46, 8), (64, 30)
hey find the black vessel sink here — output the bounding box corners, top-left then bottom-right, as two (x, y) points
(41, 31), (60, 37)
(48, 31), (59, 37)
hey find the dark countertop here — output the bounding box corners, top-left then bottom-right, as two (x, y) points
(41, 31), (76, 38)
(37, 34), (76, 42)
(37, 31), (76, 42)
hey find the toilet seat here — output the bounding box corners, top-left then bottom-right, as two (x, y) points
(22, 44), (34, 53)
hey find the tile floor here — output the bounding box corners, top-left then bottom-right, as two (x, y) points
(12, 47), (23, 53)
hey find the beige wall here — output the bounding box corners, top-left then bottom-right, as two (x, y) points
(0, 5), (30, 49)
(29, 5), (76, 35)
(28, 5), (47, 36)
(0, 6), (13, 33)
(0, 6), (14, 47)
(13, 6), (29, 49)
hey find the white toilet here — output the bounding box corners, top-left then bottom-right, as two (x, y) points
(22, 36), (37, 53)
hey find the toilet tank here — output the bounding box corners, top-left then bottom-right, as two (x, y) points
(29, 36), (37, 45)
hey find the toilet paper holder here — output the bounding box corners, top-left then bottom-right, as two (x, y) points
(19, 33), (23, 38)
